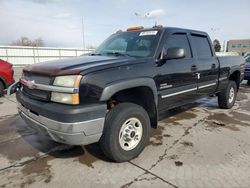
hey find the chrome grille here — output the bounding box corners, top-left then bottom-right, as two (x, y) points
(22, 72), (52, 101)
(23, 72), (51, 85)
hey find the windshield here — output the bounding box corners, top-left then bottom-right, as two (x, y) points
(95, 30), (162, 57)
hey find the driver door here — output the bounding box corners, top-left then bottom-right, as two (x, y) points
(156, 32), (198, 111)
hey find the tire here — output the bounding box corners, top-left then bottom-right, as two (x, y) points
(218, 81), (237, 109)
(247, 80), (250, 85)
(100, 103), (150, 162)
(0, 81), (4, 97)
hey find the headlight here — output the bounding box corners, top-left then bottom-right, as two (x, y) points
(51, 75), (82, 105)
(51, 92), (79, 105)
(53, 75), (82, 87)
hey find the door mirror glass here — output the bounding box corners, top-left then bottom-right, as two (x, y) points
(162, 47), (185, 60)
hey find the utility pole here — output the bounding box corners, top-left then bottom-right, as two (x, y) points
(82, 17), (85, 49)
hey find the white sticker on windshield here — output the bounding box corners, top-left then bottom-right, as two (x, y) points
(139, 31), (158, 36)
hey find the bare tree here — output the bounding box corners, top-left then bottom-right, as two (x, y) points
(11, 37), (44, 47)
(32, 38), (44, 47)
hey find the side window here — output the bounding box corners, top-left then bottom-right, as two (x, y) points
(165, 34), (192, 58)
(191, 35), (213, 58)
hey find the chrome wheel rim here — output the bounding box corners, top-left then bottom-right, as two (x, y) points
(229, 87), (235, 103)
(119, 117), (143, 151)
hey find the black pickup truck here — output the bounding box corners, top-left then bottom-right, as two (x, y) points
(10, 26), (245, 162)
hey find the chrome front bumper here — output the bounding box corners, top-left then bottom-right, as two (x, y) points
(17, 102), (105, 145)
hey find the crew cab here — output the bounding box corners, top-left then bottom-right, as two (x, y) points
(10, 26), (245, 162)
(0, 59), (15, 97)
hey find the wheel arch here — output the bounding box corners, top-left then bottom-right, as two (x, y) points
(100, 78), (158, 128)
(229, 70), (241, 90)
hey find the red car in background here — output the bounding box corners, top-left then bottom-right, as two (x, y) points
(0, 59), (15, 97)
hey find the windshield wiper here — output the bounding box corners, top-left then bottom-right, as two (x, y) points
(89, 53), (102, 56)
(104, 52), (131, 57)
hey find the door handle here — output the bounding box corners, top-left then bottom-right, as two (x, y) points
(211, 64), (216, 69)
(196, 73), (201, 79)
(191, 65), (197, 72)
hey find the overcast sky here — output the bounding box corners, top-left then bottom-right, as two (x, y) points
(0, 0), (249, 48)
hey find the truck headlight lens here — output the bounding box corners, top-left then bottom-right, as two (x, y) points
(51, 92), (79, 105)
(53, 75), (82, 87)
(51, 75), (82, 105)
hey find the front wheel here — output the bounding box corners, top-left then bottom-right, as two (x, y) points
(247, 80), (250, 85)
(99, 103), (150, 162)
(218, 81), (237, 109)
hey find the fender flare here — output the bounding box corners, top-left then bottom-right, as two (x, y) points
(100, 77), (158, 105)
(229, 66), (241, 76)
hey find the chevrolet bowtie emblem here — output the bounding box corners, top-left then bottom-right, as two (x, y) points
(26, 80), (36, 89)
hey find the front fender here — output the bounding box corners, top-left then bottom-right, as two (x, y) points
(100, 77), (158, 105)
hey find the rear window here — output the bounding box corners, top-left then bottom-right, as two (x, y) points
(191, 35), (213, 58)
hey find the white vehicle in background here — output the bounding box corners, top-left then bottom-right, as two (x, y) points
(216, 52), (240, 56)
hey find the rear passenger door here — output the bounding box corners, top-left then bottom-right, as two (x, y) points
(156, 32), (198, 111)
(189, 34), (219, 95)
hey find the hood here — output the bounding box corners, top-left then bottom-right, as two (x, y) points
(23, 55), (140, 76)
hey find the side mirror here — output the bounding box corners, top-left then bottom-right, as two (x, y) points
(162, 47), (185, 61)
(156, 47), (186, 66)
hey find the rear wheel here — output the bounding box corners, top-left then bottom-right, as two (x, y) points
(100, 103), (150, 162)
(247, 80), (250, 85)
(218, 81), (237, 109)
(0, 81), (4, 97)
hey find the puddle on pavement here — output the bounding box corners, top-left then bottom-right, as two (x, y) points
(0, 132), (62, 162)
(241, 100), (250, 111)
(4, 146), (100, 187)
(0, 137), (40, 162)
(174, 161), (183, 166)
(0, 114), (18, 122)
(21, 156), (53, 186)
(149, 125), (172, 146)
(180, 141), (194, 147)
(163, 111), (197, 125)
(53, 146), (98, 168)
(206, 112), (250, 131)
(194, 97), (218, 108)
(236, 92), (249, 101)
(0, 115), (38, 144)
(149, 126), (165, 146)
(167, 154), (178, 160)
(51, 146), (98, 168)
(231, 111), (250, 122)
(171, 111), (197, 121)
(78, 149), (97, 168)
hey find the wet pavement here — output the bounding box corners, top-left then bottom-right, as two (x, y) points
(0, 83), (250, 188)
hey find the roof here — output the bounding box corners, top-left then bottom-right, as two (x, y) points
(125, 26), (208, 36)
